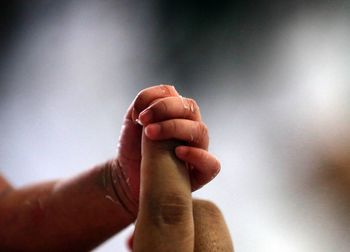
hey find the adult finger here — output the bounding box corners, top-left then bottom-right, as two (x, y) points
(133, 132), (194, 252)
(131, 200), (234, 251)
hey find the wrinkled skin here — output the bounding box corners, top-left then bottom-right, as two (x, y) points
(116, 85), (221, 207)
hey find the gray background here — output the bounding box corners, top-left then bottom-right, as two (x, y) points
(1, 1), (350, 251)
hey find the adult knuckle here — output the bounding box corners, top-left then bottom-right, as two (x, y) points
(150, 193), (191, 225)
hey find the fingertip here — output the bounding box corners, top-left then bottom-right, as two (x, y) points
(135, 118), (143, 126)
(144, 124), (161, 139)
(211, 164), (221, 180)
(215, 159), (221, 175)
(177, 147), (221, 191)
(139, 109), (153, 125)
(191, 166), (220, 191)
(206, 157), (221, 182)
(131, 107), (137, 123)
(175, 146), (189, 158)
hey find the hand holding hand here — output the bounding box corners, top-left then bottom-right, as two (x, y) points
(114, 85), (221, 215)
(131, 118), (233, 251)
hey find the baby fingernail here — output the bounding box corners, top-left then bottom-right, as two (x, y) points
(135, 119), (143, 125)
(212, 166), (221, 180)
(176, 146), (188, 157)
(131, 107), (137, 123)
(139, 109), (153, 125)
(145, 124), (161, 138)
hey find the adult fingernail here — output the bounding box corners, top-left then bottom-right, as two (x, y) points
(145, 124), (161, 138)
(139, 109), (153, 125)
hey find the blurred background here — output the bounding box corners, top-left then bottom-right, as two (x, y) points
(1, 0), (350, 251)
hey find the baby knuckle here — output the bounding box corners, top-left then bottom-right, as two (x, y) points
(187, 98), (199, 113)
(192, 98), (200, 110)
(157, 100), (168, 113)
(170, 120), (177, 134)
(197, 149), (206, 161)
(197, 123), (208, 141)
(159, 84), (176, 95)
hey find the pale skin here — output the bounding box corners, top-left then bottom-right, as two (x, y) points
(0, 85), (233, 251)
